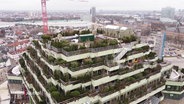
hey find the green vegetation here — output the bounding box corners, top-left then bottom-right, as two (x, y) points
(83, 58), (93, 65)
(63, 44), (78, 52)
(61, 30), (79, 36)
(33, 40), (41, 49)
(120, 35), (137, 43)
(51, 40), (69, 48)
(97, 29), (105, 34)
(19, 58), (26, 68)
(51, 91), (62, 102)
(27, 46), (38, 59)
(145, 52), (156, 59)
(55, 58), (66, 66)
(70, 90), (80, 97)
(133, 63), (143, 70)
(90, 39), (118, 48)
(80, 29), (91, 34)
(41, 35), (51, 43)
(70, 61), (79, 68)
(48, 56), (55, 64)
(157, 58), (163, 63)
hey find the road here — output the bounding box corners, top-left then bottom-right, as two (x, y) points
(164, 57), (184, 68)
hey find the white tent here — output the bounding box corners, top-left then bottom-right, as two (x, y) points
(11, 65), (20, 76)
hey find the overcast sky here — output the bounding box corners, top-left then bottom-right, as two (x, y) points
(0, 0), (184, 11)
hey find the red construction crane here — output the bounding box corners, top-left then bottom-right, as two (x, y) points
(41, 0), (48, 34)
(41, 0), (88, 34)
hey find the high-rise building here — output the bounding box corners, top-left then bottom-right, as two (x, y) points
(19, 30), (172, 104)
(90, 7), (96, 23)
(161, 7), (175, 19)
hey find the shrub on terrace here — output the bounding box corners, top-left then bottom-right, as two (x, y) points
(157, 59), (163, 63)
(107, 54), (114, 60)
(48, 56), (55, 63)
(141, 46), (149, 52)
(61, 30), (79, 36)
(126, 77), (136, 83)
(27, 46), (37, 58)
(133, 63), (143, 70)
(83, 58), (93, 65)
(70, 61), (79, 68)
(51, 40), (69, 48)
(51, 91), (62, 102)
(181, 68), (184, 74)
(63, 44), (78, 52)
(70, 90), (80, 97)
(97, 29), (105, 34)
(19, 58), (26, 68)
(54, 70), (62, 81)
(121, 35), (137, 43)
(133, 73), (143, 79)
(91, 39), (118, 48)
(109, 39), (118, 45)
(79, 45), (86, 50)
(49, 86), (58, 92)
(101, 86), (110, 93)
(32, 40), (41, 49)
(55, 58), (66, 65)
(41, 35), (51, 43)
(145, 52), (156, 59)
(94, 57), (104, 63)
(80, 29), (91, 34)
(77, 73), (92, 83)
(143, 68), (151, 76)
(173, 65), (179, 71)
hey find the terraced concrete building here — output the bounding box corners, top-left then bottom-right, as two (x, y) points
(163, 66), (184, 100)
(19, 30), (172, 104)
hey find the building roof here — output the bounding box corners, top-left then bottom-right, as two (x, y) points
(7, 40), (29, 47)
(9, 48), (26, 55)
(120, 27), (128, 31)
(105, 25), (120, 30)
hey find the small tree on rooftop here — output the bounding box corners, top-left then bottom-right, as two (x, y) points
(55, 58), (66, 65)
(48, 56), (55, 63)
(70, 61), (79, 68)
(51, 91), (62, 102)
(83, 58), (93, 65)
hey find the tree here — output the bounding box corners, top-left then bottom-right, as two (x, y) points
(70, 61), (79, 68)
(51, 91), (62, 102)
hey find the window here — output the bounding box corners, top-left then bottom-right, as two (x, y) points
(167, 85), (171, 89)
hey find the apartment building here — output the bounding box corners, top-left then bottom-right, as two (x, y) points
(19, 30), (172, 104)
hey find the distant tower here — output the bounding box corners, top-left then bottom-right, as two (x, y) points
(161, 7), (175, 19)
(90, 7), (96, 23)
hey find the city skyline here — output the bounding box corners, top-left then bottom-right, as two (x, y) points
(0, 0), (184, 11)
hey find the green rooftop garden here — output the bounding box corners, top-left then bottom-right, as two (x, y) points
(120, 35), (137, 43)
(41, 35), (51, 43)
